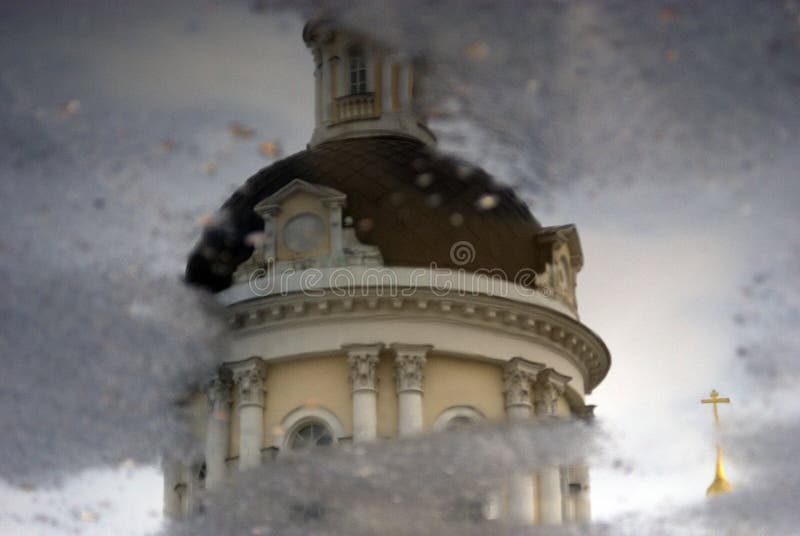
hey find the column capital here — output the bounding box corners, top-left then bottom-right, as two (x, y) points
(231, 357), (268, 408)
(503, 357), (545, 411)
(391, 343), (432, 393)
(207, 368), (234, 414)
(533, 368), (571, 417)
(343, 343), (383, 392)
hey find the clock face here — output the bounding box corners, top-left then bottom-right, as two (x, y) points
(282, 212), (325, 254)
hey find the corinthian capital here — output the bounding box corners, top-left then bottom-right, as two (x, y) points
(503, 357), (545, 410)
(207, 368), (233, 414)
(231, 357), (268, 408)
(391, 344), (432, 393)
(532, 368), (571, 417)
(344, 343), (384, 392)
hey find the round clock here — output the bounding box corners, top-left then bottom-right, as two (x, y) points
(283, 212), (325, 254)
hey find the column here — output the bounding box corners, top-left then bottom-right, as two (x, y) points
(328, 54), (339, 122)
(538, 466), (562, 525)
(503, 358), (544, 524)
(390, 61), (401, 112)
(532, 368), (570, 418)
(382, 55), (394, 112)
(561, 466), (575, 522)
(569, 405), (593, 522)
(233, 357), (268, 471)
(398, 62), (411, 110)
(312, 47), (323, 126)
(373, 53), (383, 117)
(321, 51), (331, 123)
(325, 197), (345, 261)
(344, 344), (383, 442)
(533, 368), (571, 525)
(184, 461), (204, 515)
(573, 464), (591, 523)
(204, 368), (233, 490)
(162, 458), (182, 518)
(504, 358), (543, 420)
(335, 42), (347, 98)
(392, 344), (431, 436)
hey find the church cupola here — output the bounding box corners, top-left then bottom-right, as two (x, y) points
(302, 18), (436, 147)
(175, 17), (611, 526)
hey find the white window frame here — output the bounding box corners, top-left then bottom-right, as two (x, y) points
(348, 51), (367, 95)
(432, 405), (486, 431)
(277, 406), (346, 451)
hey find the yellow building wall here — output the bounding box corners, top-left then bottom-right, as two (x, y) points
(422, 354), (505, 426)
(262, 354), (352, 447)
(555, 395), (572, 418)
(222, 352), (574, 458)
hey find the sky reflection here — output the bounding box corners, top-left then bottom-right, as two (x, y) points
(1, 0), (798, 533)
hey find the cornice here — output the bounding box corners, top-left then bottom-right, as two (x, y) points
(217, 266), (578, 319)
(225, 290), (610, 393)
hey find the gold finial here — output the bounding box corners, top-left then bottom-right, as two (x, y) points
(701, 389), (732, 496)
(706, 445), (732, 496)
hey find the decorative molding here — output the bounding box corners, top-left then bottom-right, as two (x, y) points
(391, 344), (431, 393)
(535, 225), (583, 313)
(343, 343), (383, 392)
(231, 357), (268, 408)
(535, 224), (583, 271)
(253, 179), (346, 215)
(533, 368), (571, 417)
(207, 368), (233, 415)
(226, 289), (610, 393)
(221, 266), (577, 318)
(503, 358), (545, 410)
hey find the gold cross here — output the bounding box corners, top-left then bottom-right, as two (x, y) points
(701, 389), (731, 424)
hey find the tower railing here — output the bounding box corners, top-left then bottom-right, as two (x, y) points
(333, 93), (378, 123)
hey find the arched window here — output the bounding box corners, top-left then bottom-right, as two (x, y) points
(432, 406), (486, 431)
(288, 421), (334, 450)
(444, 415), (475, 431)
(278, 406), (345, 451)
(348, 49), (367, 94)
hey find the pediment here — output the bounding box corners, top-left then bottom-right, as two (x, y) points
(253, 178), (346, 216)
(232, 178), (382, 282)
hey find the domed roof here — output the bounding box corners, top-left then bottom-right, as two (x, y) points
(186, 136), (543, 292)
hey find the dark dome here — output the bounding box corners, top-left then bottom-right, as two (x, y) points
(186, 136), (543, 292)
